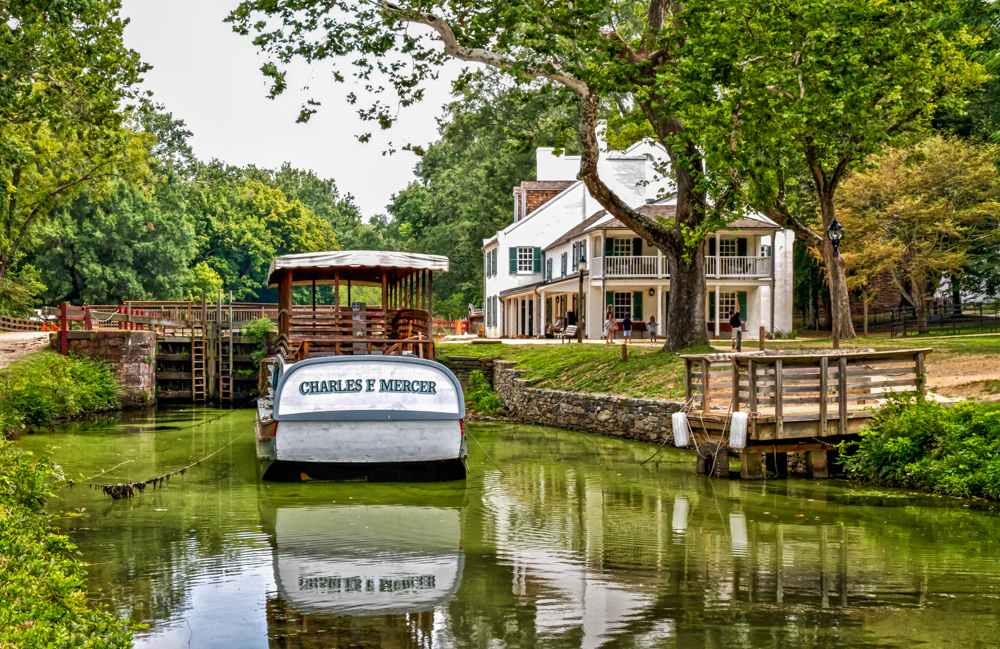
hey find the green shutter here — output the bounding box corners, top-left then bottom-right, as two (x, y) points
(709, 291), (716, 321)
(633, 238), (642, 257)
(509, 247), (517, 272)
(581, 239), (587, 261)
(533, 247), (542, 273)
(606, 291), (613, 307)
(633, 291), (643, 319)
(605, 237), (614, 257)
(737, 237), (748, 256)
(709, 238), (716, 257)
(738, 291), (748, 322)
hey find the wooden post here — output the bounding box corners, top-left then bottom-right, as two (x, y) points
(838, 356), (848, 435)
(83, 303), (92, 331)
(381, 273), (388, 318)
(774, 359), (783, 439)
(732, 360), (740, 412)
(60, 302), (68, 355)
(818, 356), (829, 437)
(428, 271), (434, 319)
(740, 452), (764, 480)
(621, 342), (628, 362)
(915, 351), (926, 399)
(684, 359), (693, 403)
(806, 450), (829, 479)
(335, 271), (340, 311)
(311, 280), (316, 312)
(701, 359), (711, 413)
(748, 359), (757, 413)
(278, 270), (293, 341)
(759, 325), (765, 351)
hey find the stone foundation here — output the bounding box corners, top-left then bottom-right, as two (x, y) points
(50, 331), (155, 408)
(492, 360), (683, 443)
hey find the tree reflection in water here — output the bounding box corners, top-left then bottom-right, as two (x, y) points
(20, 415), (1000, 648)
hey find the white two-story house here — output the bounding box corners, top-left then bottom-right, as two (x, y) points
(482, 143), (794, 340)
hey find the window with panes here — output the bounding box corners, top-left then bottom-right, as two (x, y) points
(719, 238), (737, 256)
(517, 247), (534, 272)
(613, 292), (632, 320)
(546, 258), (553, 281)
(612, 238), (632, 256)
(719, 292), (738, 318)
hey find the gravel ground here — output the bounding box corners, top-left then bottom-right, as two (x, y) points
(0, 332), (51, 369)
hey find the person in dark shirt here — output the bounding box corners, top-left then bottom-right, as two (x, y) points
(729, 303), (741, 351)
(622, 314), (633, 344)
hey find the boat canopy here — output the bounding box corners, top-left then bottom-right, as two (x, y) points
(266, 251), (449, 288)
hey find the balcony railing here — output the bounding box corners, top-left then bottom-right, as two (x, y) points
(591, 255), (772, 279)
(706, 255), (772, 278)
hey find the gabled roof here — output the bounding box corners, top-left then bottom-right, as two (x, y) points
(515, 180), (576, 192)
(543, 211), (609, 251)
(578, 205), (779, 235)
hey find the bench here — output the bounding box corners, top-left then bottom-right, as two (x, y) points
(555, 325), (578, 342)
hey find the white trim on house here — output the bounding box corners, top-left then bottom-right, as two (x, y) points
(482, 142), (795, 340)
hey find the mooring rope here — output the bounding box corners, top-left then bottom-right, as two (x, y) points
(67, 397), (257, 498)
(465, 429), (505, 474)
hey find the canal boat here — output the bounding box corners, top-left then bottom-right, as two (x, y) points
(254, 251), (467, 481)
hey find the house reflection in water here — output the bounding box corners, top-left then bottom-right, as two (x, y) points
(257, 432), (1000, 648)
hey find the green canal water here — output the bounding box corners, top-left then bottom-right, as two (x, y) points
(16, 406), (1000, 648)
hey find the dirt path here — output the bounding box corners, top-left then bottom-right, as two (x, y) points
(926, 352), (1000, 400)
(0, 332), (51, 369)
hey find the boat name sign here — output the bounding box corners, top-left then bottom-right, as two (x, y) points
(299, 378), (437, 395)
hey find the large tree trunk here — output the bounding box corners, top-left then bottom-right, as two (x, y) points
(817, 191), (857, 342)
(662, 237), (709, 352)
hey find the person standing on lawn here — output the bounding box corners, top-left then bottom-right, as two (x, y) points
(603, 306), (614, 344)
(622, 313), (632, 344)
(647, 315), (658, 343)
(730, 303), (742, 351)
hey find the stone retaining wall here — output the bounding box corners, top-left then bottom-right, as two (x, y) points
(492, 360), (682, 443)
(50, 331), (155, 408)
(440, 355), (497, 389)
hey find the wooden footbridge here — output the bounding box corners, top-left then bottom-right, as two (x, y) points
(681, 348), (931, 480)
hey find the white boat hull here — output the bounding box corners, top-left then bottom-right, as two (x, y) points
(275, 419), (463, 463)
(256, 355), (467, 481)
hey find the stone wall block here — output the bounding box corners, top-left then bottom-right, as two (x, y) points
(492, 359), (682, 444)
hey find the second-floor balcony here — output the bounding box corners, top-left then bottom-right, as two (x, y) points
(592, 255), (772, 279)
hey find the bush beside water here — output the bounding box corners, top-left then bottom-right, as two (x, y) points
(0, 352), (120, 436)
(465, 370), (504, 416)
(842, 396), (1000, 500)
(0, 442), (134, 648)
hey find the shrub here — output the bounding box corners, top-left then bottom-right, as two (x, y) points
(242, 317), (277, 366)
(840, 396), (1000, 499)
(0, 353), (120, 435)
(465, 370), (503, 416)
(0, 442), (134, 647)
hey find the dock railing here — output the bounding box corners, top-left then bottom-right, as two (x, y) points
(683, 348), (930, 441)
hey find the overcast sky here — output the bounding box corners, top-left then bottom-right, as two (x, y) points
(120, 0), (463, 217)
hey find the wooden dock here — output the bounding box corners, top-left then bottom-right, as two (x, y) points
(681, 348), (931, 479)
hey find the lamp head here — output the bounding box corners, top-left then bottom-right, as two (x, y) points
(826, 218), (845, 257)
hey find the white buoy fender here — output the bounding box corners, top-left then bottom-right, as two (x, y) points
(672, 412), (692, 448)
(729, 411), (749, 450)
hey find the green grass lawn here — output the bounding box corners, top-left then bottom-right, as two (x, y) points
(438, 332), (1000, 401)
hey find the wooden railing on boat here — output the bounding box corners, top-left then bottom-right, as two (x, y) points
(276, 307), (435, 361)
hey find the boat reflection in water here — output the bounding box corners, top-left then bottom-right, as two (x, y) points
(258, 490), (465, 645)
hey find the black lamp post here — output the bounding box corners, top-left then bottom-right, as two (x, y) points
(577, 254), (587, 343)
(827, 218), (845, 257)
(826, 218), (846, 348)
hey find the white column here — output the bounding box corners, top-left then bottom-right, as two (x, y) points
(657, 285), (663, 333)
(714, 232), (721, 278)
(714, 287), (721, 338)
